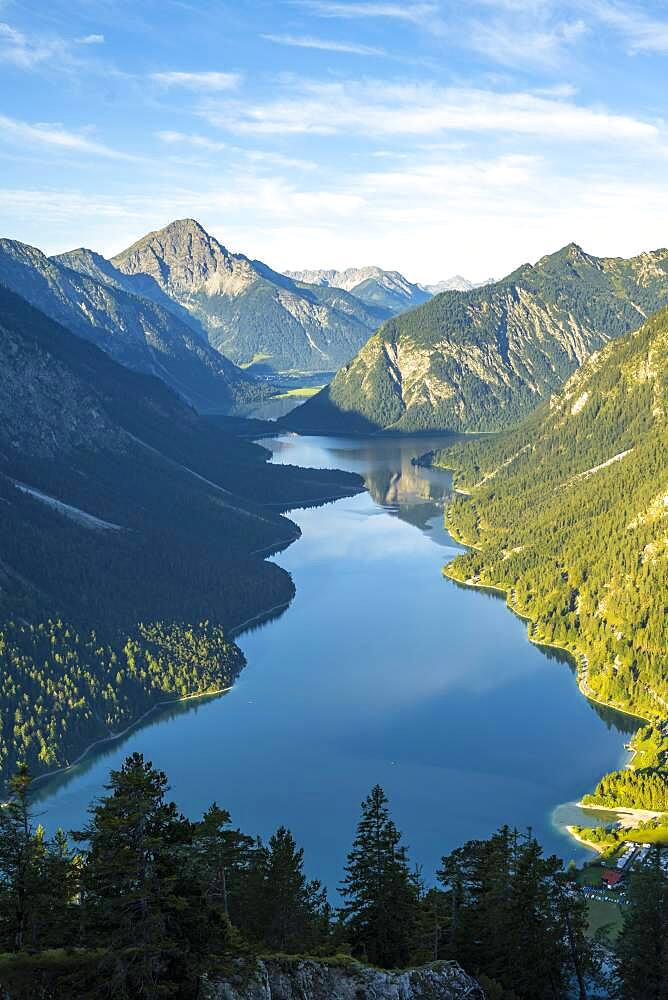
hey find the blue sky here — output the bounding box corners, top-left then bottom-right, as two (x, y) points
(1, 0), (668, 282)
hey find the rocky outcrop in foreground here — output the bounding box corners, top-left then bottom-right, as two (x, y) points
(208, 958), (485, 1000)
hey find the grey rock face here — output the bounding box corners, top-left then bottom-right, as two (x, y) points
(423, 277), (494, 295)
(284, 266), (430, 315)
(286, 242), (668, 434)
(207, 959), (484, 1000)
(0, 237), (260, 413)
(112, 220), (386, 372)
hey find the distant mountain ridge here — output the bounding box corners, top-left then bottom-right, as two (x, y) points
(0, 238), (261, 413)
(284, 242), (668, 434)
(422, 276), (494, 294)
(112, 219), (388, 372)
(283, 267), (494, 307)
(284, 265), (430, 315)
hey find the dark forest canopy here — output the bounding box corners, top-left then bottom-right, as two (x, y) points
(0, 757), (640, 1000)
(0, 286), (363, 781)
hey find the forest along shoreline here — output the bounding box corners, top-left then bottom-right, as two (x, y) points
(28, 469), (364, 797)
(421, 450), (668, 857)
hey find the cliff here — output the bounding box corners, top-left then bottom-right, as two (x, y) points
(207, 958), (484, 1000)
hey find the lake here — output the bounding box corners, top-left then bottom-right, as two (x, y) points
(35, 433), (636, 895)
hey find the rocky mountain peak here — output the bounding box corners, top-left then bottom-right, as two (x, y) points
(0, 237), (49, 268)
(107, 222), (384, 371)
(285, 240), (668, 435)
(534, 241), (599, 273)
(112, 218), (245, 299)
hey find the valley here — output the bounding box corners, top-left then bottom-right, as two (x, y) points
(35, 432), (635, 892)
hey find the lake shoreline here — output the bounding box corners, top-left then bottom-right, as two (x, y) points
(576, 802), (666, 825)
(565, 826), (605, 855)
(28, 473), (367, 797)
(29, 596), (296, 795)
(36, 431), (640, 878)
(440, 507), (655, 852)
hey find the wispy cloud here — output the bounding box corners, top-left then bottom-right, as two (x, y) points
(469, 16), (587, 68)
(156, 130), (316, 170)
(150, 70), (240, 90)
(203, 79), (660, 143)
(294, 2), (438, 24)
(75, 34), (105, 45)
(587, 0), (668, 53)
(157, 130), (227, 151)
(0, 21), (65, 68)
(262, 33), (386, 56)
(0, 114), (140, 161)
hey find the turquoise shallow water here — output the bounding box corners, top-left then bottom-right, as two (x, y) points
(36, 433), (635, 894)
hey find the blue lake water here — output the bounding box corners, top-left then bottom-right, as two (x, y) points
(35, 433), (636, 895)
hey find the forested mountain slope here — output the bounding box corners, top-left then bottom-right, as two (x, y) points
(0, 239), (261, 413)
(429, 306), (668, 725)
(0, 286), (362, 780)
(112, 219), (387, 372)
(285, 243), (668, 433)
(284, 265), (430, 314)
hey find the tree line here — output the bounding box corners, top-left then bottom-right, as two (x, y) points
(432, 309), (668, 832)
(0, 755), (666, 999)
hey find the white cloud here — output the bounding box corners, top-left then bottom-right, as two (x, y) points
(150, 70), (241, 90)
(587, 0), (668, 53)
(4, 157), (668, 286)
(203, 79), (659, 143)
(479, 0), (668, 55)
(157, 130), (227, 151)
(156, 130), (316, 170)
(294, 2), (439, 23)
(0, 114), (140, 161)
(262, 34), (386, 56)
(469, 17), (587, 68)
(0, 21), (65, 68)
(244, 149), (318, 171)
(75, 34), (105, 45)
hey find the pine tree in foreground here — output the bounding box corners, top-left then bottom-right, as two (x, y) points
(339, 784), (418, 968)
(250, 825), (329, 952)
(614, 848), (668, 1000)
(437, 827), (595, 1000)
(74, 752), (230, 999)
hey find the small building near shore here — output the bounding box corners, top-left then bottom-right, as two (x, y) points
(601, 869), (624, 888)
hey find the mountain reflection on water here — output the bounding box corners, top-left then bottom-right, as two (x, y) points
(36, 432), (635, 893)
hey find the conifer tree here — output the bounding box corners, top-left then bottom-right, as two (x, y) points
(614, 848), (668, 1000)
(192, 802), (257, 926)
(251, 825), (328, 952)
(74, 753), (192, 998)
(0, 766), (41, 951)
(438, 827), (593, 1000)
(340, 784), (418, 968)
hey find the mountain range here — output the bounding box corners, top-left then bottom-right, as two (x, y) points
(435, 302), (668, 723)
(284, 242), (668, 434)
(111, 220), (387, 373)
(422, 275), (494, 294)
(284, 265), (431, 315)
(0, 238), (261, 414)
(283, 266), (493, 312)
(0, 219), (506, 415)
